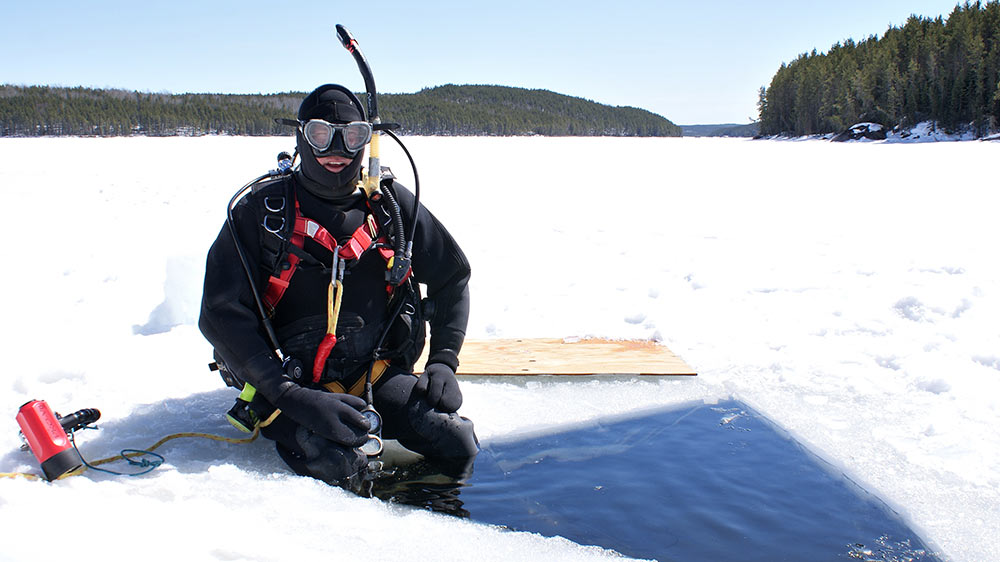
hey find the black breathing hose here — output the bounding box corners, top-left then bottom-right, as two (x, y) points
(227, 172), (285, 355)
(379, 185), (406, 257)
(383, 129), (421, 248)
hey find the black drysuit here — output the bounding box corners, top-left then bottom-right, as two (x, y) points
(199, 173), (478, 482)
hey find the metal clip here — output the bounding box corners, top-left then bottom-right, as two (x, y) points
(331, 245), (343, 282)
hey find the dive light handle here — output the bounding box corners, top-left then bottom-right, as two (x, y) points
(17, 406), (102, 450)
(58, 408), (101, 433)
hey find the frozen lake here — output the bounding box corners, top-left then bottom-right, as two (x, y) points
(1, 135), (998, 561)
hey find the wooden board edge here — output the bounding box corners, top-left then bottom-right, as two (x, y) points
(416, 337), (698, 377)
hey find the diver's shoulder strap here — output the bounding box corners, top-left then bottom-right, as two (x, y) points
(255, 178), (297, 314)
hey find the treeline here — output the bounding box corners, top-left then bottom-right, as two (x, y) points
(758, 1), (1000, 136)
(682, 123), (760, 137)
(382, 85), (681, 136)
(0, 86), (300, 136)
(0, 84), (680, 138)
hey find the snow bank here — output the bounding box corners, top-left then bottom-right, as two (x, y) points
(884, 121), (981, 143)
(1, 136), (998, 562)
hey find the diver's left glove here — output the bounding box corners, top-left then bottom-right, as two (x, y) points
(415, 363), (463, 413)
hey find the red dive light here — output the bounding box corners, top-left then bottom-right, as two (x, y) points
(16, 400), (85, 481)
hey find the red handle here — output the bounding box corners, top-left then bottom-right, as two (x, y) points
(312, 334), (338, 383)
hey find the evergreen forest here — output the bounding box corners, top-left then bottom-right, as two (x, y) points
(757, 1), (1000, 137)
(0, 84), (681, 138)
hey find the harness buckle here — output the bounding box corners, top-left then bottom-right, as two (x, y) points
(385, 255), (412, 286)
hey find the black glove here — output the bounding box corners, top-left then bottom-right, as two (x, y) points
(274, 384), (370, 448)
(415, 363), (463, 413)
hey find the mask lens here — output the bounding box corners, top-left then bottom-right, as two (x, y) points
(342, 122), (372, 152)
(303, 120), (334, 152)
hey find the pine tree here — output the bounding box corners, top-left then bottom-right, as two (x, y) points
(758, 1), (1000, 136)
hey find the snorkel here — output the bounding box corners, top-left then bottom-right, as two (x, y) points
(335, 25), (381, 198)
(335, 24), (417, 283)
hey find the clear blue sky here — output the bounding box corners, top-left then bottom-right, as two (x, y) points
(2, 0), (967, 124)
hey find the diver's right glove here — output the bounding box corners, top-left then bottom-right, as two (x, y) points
(415, 363), (463, 413)
(274, 384), (370, 448)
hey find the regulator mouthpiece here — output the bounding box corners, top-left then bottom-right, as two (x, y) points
(276, 152), (294, 174)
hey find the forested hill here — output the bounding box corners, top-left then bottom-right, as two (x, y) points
(681, 123), (760, 137)
(757, 1), (1000, 137)
(382, 85), (680, 136)
(0, 84), (681, 137)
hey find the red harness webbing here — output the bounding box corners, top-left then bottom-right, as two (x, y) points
(261, 190), (413, 382)
(261, 197), (405, 313)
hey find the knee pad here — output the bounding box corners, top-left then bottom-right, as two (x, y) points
(404, 400), (480, 462)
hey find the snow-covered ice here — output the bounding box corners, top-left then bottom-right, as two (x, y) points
(1, 136), (998, 561)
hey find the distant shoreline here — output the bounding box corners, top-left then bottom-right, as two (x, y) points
(2, 131), (994, 142)
(0, 84), (682, 138)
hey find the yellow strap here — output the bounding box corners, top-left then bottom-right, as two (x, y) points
(257, 408), (282, 428)
(327, 279), (343, 336)
(324, 381), (346, 393)
(323, 359), (390, 397)
(360, 135), (381, 197)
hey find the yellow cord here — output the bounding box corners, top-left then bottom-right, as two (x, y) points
(89, 428), (261, 467)
(4, 258), (346, 483)
(0, 470), (40, 481)
(1, 424), (266, 481)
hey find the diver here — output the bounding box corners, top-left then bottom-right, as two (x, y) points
(198, 84), (478, 487)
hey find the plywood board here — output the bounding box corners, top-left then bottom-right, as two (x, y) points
(417, 338), (696, 376)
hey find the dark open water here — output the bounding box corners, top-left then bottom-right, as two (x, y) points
(372, 400), (941, 562)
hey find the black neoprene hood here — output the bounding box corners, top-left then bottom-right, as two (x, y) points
(298, 84), (366, 123)
(296, 84), (367, 199)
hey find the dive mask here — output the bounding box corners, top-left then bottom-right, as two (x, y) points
(300, 119), (372, 157)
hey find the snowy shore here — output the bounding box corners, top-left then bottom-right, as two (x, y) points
(1, 136), (998, 562)
(760, 119), (1000, 143)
